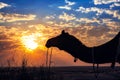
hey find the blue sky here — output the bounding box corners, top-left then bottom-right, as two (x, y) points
(0, 0), (120, 66)
(0, 0), (120, 26)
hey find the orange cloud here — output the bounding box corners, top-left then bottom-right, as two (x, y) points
(0, 22), (120, 67)
(59, 12), (76, 22)
(0, 13), (36, 22)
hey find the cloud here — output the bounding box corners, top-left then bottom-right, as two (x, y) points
(0, 2), (10, 9)
(76, 18), (101, 24)
(0, 21), (120, 66)
(58, 0), (76, 10)
(94, 0), (120, 5)
(110, 3), (120, 9)
(45, 15), (55, 20)
(44, 13), (120, 41)
(0, 13), (36, 22)
(45, 11), (120, 28)
(76, 6), (104, 15)
(65, 0), (76, 6)
(0, 41), (19, 51)
(76, 6), (120, 19)
(47, 21), (78, 27)
(104, 20), (120, 30)
(0, 26), (22, 52)
(59, 12), (76, 22)
(0, 24), (61, 53)
(58, 5), (71, 10)
(65, 24), (120, 47)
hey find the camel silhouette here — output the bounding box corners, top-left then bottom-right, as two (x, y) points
(46, 30), (120, 68)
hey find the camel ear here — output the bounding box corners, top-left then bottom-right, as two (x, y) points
(61, 30), (66, 34)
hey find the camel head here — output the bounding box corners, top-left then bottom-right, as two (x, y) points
(45, 30), (81, 51)
(45, 30), (69, 49)
(45, 30), (81, 62)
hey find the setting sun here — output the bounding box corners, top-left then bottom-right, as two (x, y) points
(21, 35), (38, 50)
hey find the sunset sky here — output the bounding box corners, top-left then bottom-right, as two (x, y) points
(0, 0), (120, 67)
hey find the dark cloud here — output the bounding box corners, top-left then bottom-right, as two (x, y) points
(0, 40), (19, 51)
(0, 34), (9, 40)
(87, 26), (110, 37)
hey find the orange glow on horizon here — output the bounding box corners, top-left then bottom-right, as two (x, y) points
(20, 32), (47, 52)
(21, 35), (38, 51)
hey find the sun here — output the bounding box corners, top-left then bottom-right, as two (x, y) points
(21, 35), (38, 50)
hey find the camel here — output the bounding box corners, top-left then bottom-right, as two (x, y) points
(45, 30), (120, 68)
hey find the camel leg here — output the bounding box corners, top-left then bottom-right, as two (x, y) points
(93, 64), (99, 79)
(117, 55), (120, 64)
(111, 53), (120, 68)
(111, 51), (120, 69)
(111, 62), (115, 69)
(74, 58), (78, 62)
(118, 56), (120, 64)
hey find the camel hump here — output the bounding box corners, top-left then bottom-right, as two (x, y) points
(118, 31), (120, 38)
